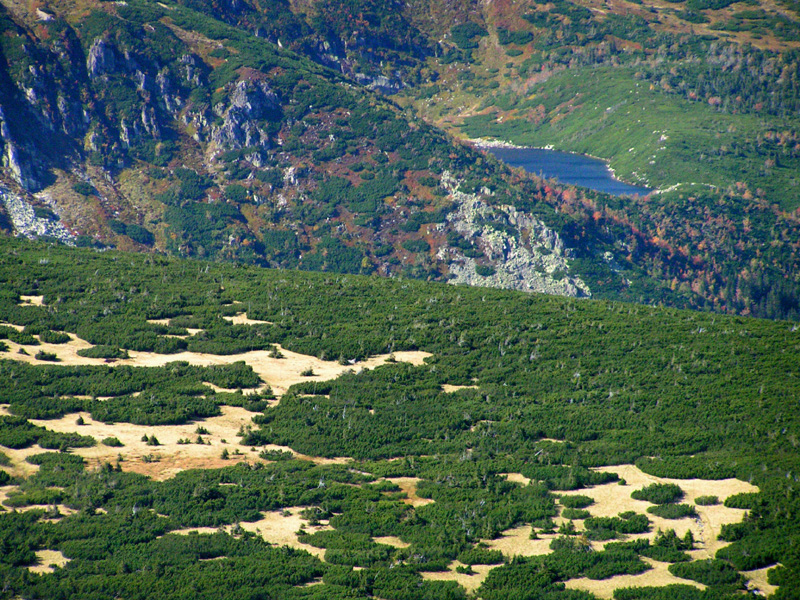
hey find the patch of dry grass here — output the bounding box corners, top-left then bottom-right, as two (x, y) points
(385, 477), (435, 507)
(170, 506), (331, 559)
(565, 557), (706, 598)
(422, 561), (494, 592)
(423, 464), (762, 596)
(223, 313), (273, 325)
(27, 549), (69, 574)
(0, 325), (430, 397)
(18, 295), (44, 306)
(374, 536), (410, 548)
(441, 384), (478, 393)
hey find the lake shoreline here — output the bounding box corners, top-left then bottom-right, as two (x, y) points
(468, 137), (652, 194)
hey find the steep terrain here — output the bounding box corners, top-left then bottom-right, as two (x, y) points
(0, 0), (612, 300)
(0, 0), (798, 319)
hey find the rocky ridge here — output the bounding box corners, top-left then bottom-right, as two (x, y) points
(439, 172), (589, 297)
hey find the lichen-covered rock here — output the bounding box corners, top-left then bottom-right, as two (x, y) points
(0, 186), (74, 243)
(211, 80), (280, 150)
(440, 171), (590, 298)
(87, 38), (117, 78)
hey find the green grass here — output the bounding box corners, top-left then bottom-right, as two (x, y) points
(459, 67), (800, 210)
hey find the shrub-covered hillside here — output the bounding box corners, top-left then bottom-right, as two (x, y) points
(0, 238), (798, 598)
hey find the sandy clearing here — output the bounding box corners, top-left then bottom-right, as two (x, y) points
(147, 319), (171, 326)
(223, 313), (273, 326)
(27, 549), (69, 574)
(422, 561), (494, 592)
(0, 444), (47, 478)
(7, 405), (353, 482)
(171, 506), (330, 559)
(441, 384), (478, 393)
(502, 472), (531, 486)
(0, 321), (24, 331)
(744, 564), (780, 597)
(559, 464), (759, 560)
(385, 477), (435, 507)
(258, 444), (353, 466)
(483, 525), (560, 557)
(423, 464), (761, 595)
(2, 334), (100, 366)
(19, 295), (44, 306)
(565, 557), (705, 598)
(0, 484), (20, 510)
(0, 325), (431, 397)
(374, 535), (410, 548)
(6, 502), (78, 520)
(28, 406), (258, 480)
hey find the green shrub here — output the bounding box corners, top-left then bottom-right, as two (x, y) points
(38, 330), (70, 344)
(562, 508), (590, 520)
(72, 182), (96, 196)
(668, 559), (744, 587)
(631, 483), (684, 504)
(647, 503), (697, 519)
(225, 184), (249, 203)
(475, 264), (496, 277)
(102, 437), (124, 447)
(585, 513), (650, 535)
(77, 346), (129, 359)
(561, 495), (594, 509)
(457, 547), (504, 565)
(401, 239), (431, 254)
(724, 492), (761, 509)
(451, 22), (488, 49)
(694, 495), (719, 506)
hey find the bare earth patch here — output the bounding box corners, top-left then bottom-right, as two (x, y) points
(29, 406), (259, 480)
(561, 464), (759, 560)
(502, 472), (531, 486)
(744, 565), (780, 597)
(22, 407), (354, 479)
(27, 549), (69, 574)
(0, 443), (49, 478)
(258, 444), (353, 465)
(483, 525), (559, 557)
(421, 464), (763, 596)
(422, 562), (494, 592)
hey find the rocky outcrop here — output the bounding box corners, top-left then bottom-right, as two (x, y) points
(354, 72), (404, 94)
(211, 80), (280, 150)
(0, 186), (74, 244)
(440, 171), (590, 297)
(87, 38), (118, 78)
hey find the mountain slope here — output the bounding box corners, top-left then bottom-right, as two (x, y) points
(0, 0), (798, 319)
(0, 237), (798, 598)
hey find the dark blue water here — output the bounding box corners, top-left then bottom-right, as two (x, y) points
(486, 146), (652, 197)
